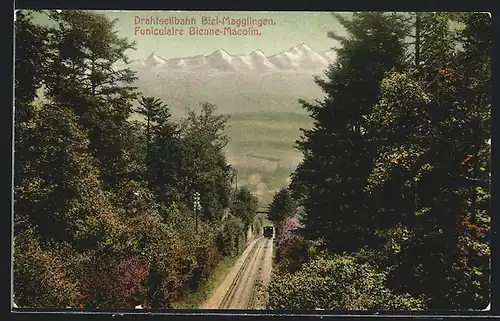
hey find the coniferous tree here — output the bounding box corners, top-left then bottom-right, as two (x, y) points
(292, 12), (411, 252)
(42, 10), (138, 187)
(135, 96), (168, 182)
(365, 12), (491, 309)
(179, 103), (232, 221)
(267, 188), (295, 229)
(122, 120), (147, 181)
(148, 99), (184, 205)
(14, 11), (49, 232)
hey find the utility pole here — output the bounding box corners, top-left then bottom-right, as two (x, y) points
(193, 191), (201, 232)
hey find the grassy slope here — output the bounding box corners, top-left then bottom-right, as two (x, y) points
(130, 69), (324, 206)
(226, 112), (313, 206)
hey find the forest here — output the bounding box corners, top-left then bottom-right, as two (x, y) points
(267, 12), (491, 310)
(13, 10), (259, 308)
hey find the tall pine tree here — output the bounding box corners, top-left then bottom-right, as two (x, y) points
(292, 12), (411, 252)
(42, 10), (138, 187)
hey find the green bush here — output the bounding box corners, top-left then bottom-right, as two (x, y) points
(189, 230), (221, 292)
(252, 213), (267, 236)
(129, 204), (225, 307)
(125, 207), (192, 307)
(268, 254), (426, 311)
(215, 216), (246, 257)
(13, 230), (84, 308)
(142, 230), (190, 308)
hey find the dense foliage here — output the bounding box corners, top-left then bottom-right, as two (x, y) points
(13, 10), (258, 308)
(230, 186), (259, 230)
(273, 216), (309, 274)
(270, 12), (490, 311)
(14, 10), (491, 311)
(266, 188), (295, 236)
(269, 255), (427, 311)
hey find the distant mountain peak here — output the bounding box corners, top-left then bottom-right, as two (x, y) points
(208, 48), (232, 56)
(138, 43), (336, 72)
(296, 42), (312, 49)
(248, 49), (266, 58)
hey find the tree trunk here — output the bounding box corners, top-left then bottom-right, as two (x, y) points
(415, 12), (421, 72)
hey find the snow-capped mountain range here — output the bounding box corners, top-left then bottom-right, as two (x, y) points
(125, 43), (336, 73)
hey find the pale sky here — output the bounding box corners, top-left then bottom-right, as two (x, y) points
(102, 11), (346, 60)
(31, 10), (348, 61)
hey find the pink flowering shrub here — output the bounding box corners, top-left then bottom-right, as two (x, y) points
(275, 215), (310, 274)
(276, 216), (301, 247)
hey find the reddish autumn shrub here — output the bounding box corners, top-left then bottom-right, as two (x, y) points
(149, 204), (223, 296)
(14, 185), (226, 309)
(156, 237), (192, 303)
(460, 215), (489, 240)
(275, 235), (311, 274)
(83, 254), (149, 308)
(144, 237), (189, 308)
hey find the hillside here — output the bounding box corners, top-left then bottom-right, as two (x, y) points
(225, 112), (313, 205)
(126, 43), (332, 205)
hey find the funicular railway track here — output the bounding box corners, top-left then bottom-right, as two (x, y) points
(202, 226), (274, 310)
(218, 237), (267, 309)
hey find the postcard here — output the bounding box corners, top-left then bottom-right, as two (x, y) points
(12, 10), (491, 312)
